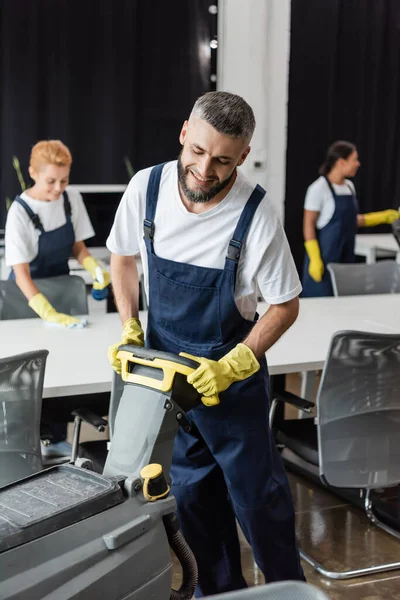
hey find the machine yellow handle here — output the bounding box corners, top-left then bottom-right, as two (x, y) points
(116, 349), (220, 406)
(117, 350), (192, 392)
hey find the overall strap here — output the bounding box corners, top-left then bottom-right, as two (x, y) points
(324, 176), (336, 199)
(63, 191), (72, 220)
(14, 196), (44, 233)
(225, 184), (266, 273)
(324, 176), (354, 198)
(143, 163), (167, 249)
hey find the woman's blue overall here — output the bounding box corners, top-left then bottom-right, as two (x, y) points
(143, 164), (304, 596)
(302, 176), (358, 297)
(8, 192), (74, 280)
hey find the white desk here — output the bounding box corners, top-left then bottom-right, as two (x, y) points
(1, 295), (399, 399)
(355, 234), (400, 263)
(322, 294), (400, 333)
(262, 297), (399, 376)
(0, 314), (124, 398)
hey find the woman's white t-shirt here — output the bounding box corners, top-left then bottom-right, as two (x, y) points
(304, 176), (357, 229)
(5, 187), (95, 266)
(106, 161), (302, 320)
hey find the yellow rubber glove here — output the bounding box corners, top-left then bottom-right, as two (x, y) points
(363, 209), (400, 227)
(29, 293), (83, 328)
(82, 256), (110, 290)
(304, 239), (324, 282)
(108, 317), (145, 374)
(180, 343), (260, 399)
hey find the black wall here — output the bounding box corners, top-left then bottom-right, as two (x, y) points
(0, 0), (215, 236)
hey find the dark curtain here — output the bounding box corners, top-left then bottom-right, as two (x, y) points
(285, 0), (400, 271)
(0, 0), (214, 238)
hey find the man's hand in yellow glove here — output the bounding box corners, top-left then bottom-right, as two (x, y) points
(304, 239), (324, 282)
(82, 256), (110, 300)
(29, 293), (85, 328)
(180, 343), (260, 398)
(363, 209), (400, 227)
(108, 317), (145, 374)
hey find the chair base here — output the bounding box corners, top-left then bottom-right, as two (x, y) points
(300, 550), (400, 580)
(281, 446), (400, 531)
(299, 489), (400, 580)
(365, 488), (400, 542)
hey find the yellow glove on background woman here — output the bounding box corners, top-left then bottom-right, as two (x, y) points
(29, 293), (86, 328)
(304, 239), (324, 282)
(82, 256), (110, 301)
(363, 209), (400, 227)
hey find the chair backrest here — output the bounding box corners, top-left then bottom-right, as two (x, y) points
(317, 330), (400, 489)
(0, 275), (88, 320)
(0, 350), (49, 487)
(327, 261), (400, 296)
(206, 581), (330, 600)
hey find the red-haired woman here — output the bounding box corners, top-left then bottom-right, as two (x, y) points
(5, 139), (109, 325)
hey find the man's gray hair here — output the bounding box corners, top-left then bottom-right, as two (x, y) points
(190, 91), (255, 143)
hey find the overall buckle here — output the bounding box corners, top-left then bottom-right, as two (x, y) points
(144, 219), (155, 240)
(226, 239), (242, 263)
(31, 214), (43, 231)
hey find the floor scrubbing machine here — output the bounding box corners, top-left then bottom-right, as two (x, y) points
(0, 346), (205, 600)
(0, 346), (323, 600)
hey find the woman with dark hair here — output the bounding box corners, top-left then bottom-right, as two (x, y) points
(302, 140), (399, 296)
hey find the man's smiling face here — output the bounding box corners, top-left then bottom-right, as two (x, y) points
(177, 116), (250, 203)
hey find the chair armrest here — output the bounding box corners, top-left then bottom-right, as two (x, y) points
(71, 408), (108, 432)
(272, 391), (314, 413)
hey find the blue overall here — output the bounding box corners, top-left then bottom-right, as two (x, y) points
(144, 164), (304, 596)
(8, 192), (74, 280)
(302, 176), (358, 297)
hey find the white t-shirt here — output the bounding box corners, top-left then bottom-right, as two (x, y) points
(5, 187), (95, 267)
(304, 176), (358, 229)
(106, 161), (302, 319)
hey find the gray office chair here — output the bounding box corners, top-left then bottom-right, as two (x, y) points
(207, 582), (329, 600)
(0, 275), (88, 320)
(0, 350), (49, 487)
(327, 260), (400, 296)
(271, 330), (400, 579)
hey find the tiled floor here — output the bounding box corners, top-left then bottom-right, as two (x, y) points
(172, 470), (400, 599)
(291, 472), (400, 599)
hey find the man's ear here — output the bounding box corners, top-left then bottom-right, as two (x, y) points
(179, 120), (189, 146)
(237, 146), (251, 167)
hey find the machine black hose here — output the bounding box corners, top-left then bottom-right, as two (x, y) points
(163, 513), (198, 600)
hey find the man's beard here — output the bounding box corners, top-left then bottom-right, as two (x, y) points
(177, 153), (235, 203)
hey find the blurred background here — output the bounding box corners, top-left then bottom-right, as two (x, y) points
(1, 0), (400, 270)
